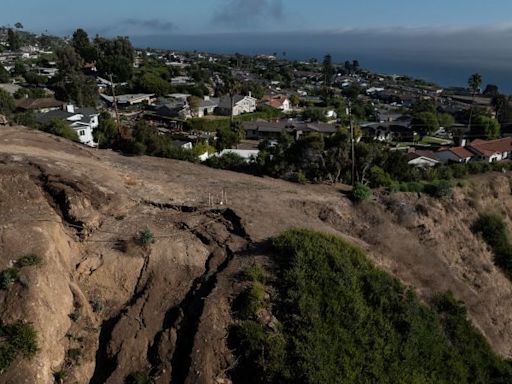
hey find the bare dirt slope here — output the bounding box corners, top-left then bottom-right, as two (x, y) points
(0, 126), (511, 384)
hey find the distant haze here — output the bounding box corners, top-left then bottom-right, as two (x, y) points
(131, 28), (512, 93)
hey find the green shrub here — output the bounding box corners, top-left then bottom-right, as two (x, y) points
(369, 166), (394, 188)
(0, 322), (39, 372)
(235, 282), (266, 320)
(137, 228), (154, 246)
(0, 268), (20, 290)
(352, 183), (372, 202)
(243, 265), (266, 284)
(126, 372), (151, 384)
(69, 308), (81, 323)
(228, 229), (512, 384)
(40, 118), (78, 142)
(16, 254), (42, 268)
(424, 179), (453, 198)
(473, 213), (512, 278)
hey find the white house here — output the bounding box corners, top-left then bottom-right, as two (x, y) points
(36, 105), (99, 147)
(405, 150), (440, 167)
(216, 94), (257, 116)
(467, 138), (512, 163)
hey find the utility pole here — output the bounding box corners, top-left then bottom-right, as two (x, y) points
(348, 100), (356, 186)
(109, 73), (122, 137)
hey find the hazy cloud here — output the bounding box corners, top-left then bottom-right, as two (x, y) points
(213, 0), (284, 27)
(121, 18), (175, 32)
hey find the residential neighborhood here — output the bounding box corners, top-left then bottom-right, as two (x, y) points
(1, 25), (512, 187)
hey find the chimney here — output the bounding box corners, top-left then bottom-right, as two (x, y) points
(204, 96), (210, 101)
(461, 138), (467, 147)
(248, 91), (252, 98)
(66, 104), (75, 114)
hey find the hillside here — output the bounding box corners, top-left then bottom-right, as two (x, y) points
(0, 126), (512, 383)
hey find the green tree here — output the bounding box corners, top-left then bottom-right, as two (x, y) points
(471, 115), (500, 139)
(413, 111), (439, 134)
(467, 73), (483, 131)
(41, 118), (79, 141)
(0, 66), (10, 83)
(135, 72), (170, 96)
(72, 28), (96, 63)
(7, 29), (21, 51)
(322, 54), (333, 86)
(0, 89), (15, 116)
(94, 36), (135, 82)
(14, 22), (23, 30)
(94, 112), (119, 148)
(55, 46), (84, 74)
(438, 113), (455, 129)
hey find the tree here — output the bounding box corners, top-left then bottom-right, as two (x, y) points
(492, 94), (512, 128)
(7, 29), (21, 51)
(72, 28), (96, 63)
(52, 72), (97, 107)
(14, 22), (23, 30)
(438, 113), (455, 129)
(289, 94), (301, 107)
(412, 112), (439, 134)
(94, 112), (119, 148)
(471, 115), (500, 139)
(135, 72), (170, 96)
(55, 46), (84, 74)
(483, 84), (499, 98)
(0, 89), (15, 116)
(94, 36), (135, 82)
(41, 118), (79, 141)
(467, 73), (482, 131)
(322, 54), (333, 86)
(0, 66), (10, 83)
(187, 96), (201, 117)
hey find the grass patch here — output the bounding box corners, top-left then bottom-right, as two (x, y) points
(229, 229), (512, 383)
(0, 322), (38, 372)
(16, 254), (42, 268)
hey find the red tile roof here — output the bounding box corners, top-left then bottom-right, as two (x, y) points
(469, 137), (512, 156)
(438, 146), (474, 159)
(262, 95), (289, 109)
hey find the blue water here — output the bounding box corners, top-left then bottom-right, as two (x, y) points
(131, 30), (512, 93)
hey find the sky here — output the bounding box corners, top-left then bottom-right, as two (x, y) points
(2, 0), (512, 36)
(2, 0), (512, 90)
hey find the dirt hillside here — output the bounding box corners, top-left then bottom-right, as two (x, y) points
(0, 126), (511, 383)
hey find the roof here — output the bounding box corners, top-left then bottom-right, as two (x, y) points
(101, 94), (154, 104)
(406, 150), (440, 162)
(262, 95), (289, 109)
(35, 108), (98, 125)
(15, 98), (65, 110)
(217, 95), (255, 109)
(219, 149), (259, 160)
(438, 146), (474, 159)
(469, 138), (512, 156)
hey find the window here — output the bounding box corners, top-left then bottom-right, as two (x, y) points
(79, 130), (86, 136)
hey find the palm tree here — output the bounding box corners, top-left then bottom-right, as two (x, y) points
(467, 73), (482, 133)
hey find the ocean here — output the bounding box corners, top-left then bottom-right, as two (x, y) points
(131, 29), (512, 93)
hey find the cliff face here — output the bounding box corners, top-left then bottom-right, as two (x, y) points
(0, 126), (511, 383)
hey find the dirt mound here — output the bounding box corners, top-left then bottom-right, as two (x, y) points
(0, 126), (511, 383)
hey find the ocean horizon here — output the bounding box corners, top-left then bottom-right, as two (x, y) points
(130, 30), (512, 94)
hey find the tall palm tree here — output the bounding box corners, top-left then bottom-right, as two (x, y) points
(467, 73), (482, 134)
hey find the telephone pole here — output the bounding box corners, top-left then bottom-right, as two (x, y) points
(109, 74), (122, 137)
(348, 101), (356, 186)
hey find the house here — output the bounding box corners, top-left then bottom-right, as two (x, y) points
(189, 96), (220, 118)
(36, 105), (99, 147)
(101, 93), (155, 108)
(243, 119), (338, 140)
(216, 94), (257, 116)
(468, 138), (512, 163)
(171, 140), (193, 150)
(436, 147), (474, 163)
(405, 149), (440, 167)
(152, 99), (191, 119)
(15, 97), (65, 113)
(262, 95), (292, 112)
